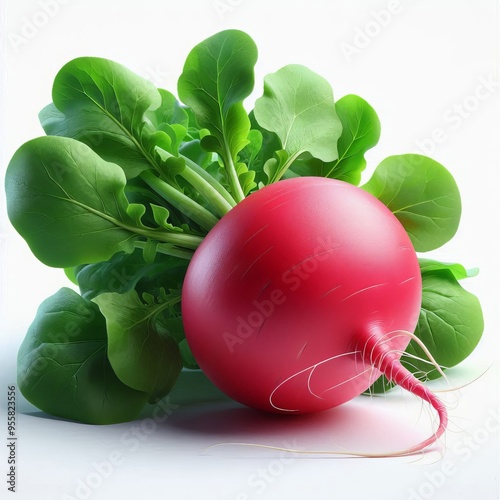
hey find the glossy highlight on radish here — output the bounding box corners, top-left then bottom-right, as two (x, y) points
(182, 177), (447, 454)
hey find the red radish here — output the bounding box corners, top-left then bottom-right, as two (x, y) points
(182, 177), (447, 454)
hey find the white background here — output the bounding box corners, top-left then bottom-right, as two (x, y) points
(1, 0), (499, 499)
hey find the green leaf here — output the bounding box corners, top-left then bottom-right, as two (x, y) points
(179, 339), (199, 369)
(6, 137), (139, 267)
(142, 239), (158, 264)
(154, 148), (186, 182)
(246, 111), (283, 187)
(179, 139), (214, 170)
(40, 57), (162, 179)
(287, 94), (380, 185)
(93, 290), (183, 403)
(17, 288), (148, 424)
(414, 273), (484, 379)
(124, 175), (192, 230)
(76, 249), (188, 300)
(233, 129), (261, 194)
(418, 258), (479, 280)
(361, 154), (461, 252)
(6, 136), (201, 267)
(327, 94), (380, 183)
(253, 64), (342, 182)
(39, 57), (232, 224)
(151, 204), (184, 233)
(177, 30), (256, 147)
(239, 129), (263, 170)
(64, 266), (79, 285)
(147, 88), (189, 130)
(235, 162), (256, 195)
(263, 150), (289, 184)
(178, 29), (258, 201)
(368, 262), (484, 394)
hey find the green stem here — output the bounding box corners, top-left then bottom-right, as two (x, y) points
(80, 93), (235, 212)
(156, 148), (234, 216)
(271, 151), (303, 183)
(134, 240), (194, 260)
(83, 86), (239, 218)
(85, 95), (233, 214)
(224, 146), (245, 203)
(179, 167), (232, 217)
(133, 230), (202, 250)
(141, 170), (219, 231)
(181, 154), (236, 208)
(66, 197), (202, 249)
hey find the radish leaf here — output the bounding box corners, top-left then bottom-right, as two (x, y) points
(178, 29), (258, 201)
(411, 271), (484, 378)
(253, 64), (342, 182)
(418, 258), (479, 280)
(17, 288), (148, 424)
(93, 289), (183, 403)
(40, 57), (161, 180)
(6, 137), (200, 267)
(367, 260), (484, 394)
(287, 94), (380, 185)
(147, 88), (190, 130)
(40, 58), (233, 220)
(76, 249), (188, 300)
(244, 111), (282, 187)
(362, 154), (461, 252)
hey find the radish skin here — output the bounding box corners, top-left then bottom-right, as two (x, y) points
(182, 177), (448, 454)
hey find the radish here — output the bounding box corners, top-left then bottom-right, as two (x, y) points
(182, 177), (447, 455)
(5, 30), (476, 434)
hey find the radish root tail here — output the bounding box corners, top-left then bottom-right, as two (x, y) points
(205, 329), (449, 459)
(363, 329), (448, 455)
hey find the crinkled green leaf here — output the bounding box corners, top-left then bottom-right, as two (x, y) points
(150, 204), (184, 233)
(362, 154), (461, 252)
(17, 288), (148, 424)
(124, 175), (192, 230)
(235, 162), (256, 195)
(154, 148), (186, 181)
